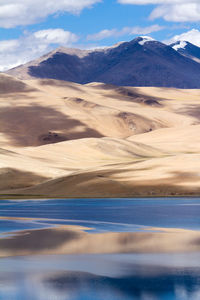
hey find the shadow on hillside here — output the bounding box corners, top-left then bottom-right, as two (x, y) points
(0, 76), (35, 95)
(0, 104), (103, 147)
(38, 79), (83, 92)
(177, 104), (200, 121)
(0, 168), (48, 190)
(100, 86), (164, 106)
(17, 167), (200, 198)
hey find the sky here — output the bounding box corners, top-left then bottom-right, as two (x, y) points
(0, 0), (200, 71)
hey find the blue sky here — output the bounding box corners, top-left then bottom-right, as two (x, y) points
(0, 0), (199, 70)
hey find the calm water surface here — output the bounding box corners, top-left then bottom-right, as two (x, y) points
(0, 198), (200, 300)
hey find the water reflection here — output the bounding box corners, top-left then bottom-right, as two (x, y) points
(43, 269), (200, 300)
(1, 254), (200, 300)
(1, 198), (200, 299)
(1, 224), (200, 257)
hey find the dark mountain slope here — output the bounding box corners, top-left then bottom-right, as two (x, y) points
(7, 37), (200, 88)
(171, 41), (200, 64)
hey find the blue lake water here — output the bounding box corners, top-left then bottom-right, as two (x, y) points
(0, 198), (200, 300)
(1, 198), (200, 232)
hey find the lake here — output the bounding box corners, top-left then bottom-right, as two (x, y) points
(0, 198), (200, 300)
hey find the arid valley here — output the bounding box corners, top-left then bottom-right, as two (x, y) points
(1, 73), (200, 198)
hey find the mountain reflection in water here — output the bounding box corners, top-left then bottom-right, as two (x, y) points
(1, 198), (200, 300)
(43, 269), (200, 300)
(1, 254), (200, 300)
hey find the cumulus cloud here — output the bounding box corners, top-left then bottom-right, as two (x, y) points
(166, 29), (200, 47)
(118, 0), (200, 22)
(0, 29), (78, 71)
(87, 24), (163, 40)
(0, 0), (101, 28)
(150, 3), (200, 22)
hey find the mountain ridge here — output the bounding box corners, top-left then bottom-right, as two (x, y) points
(171, 40), (200, 64)
(6, 36), (200, 89)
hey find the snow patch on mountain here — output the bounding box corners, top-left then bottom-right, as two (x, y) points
(173, 41), (187, 51)
(139, 36), (155, 46)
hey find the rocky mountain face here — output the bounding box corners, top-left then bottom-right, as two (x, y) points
(7, 37), (200, 88)
(171, 41), (200, 64)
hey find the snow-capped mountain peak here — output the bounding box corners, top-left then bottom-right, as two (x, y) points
(172, 41), (187, 51)
(170, 40), (200, 64)
(6, 37), (200, 88)
(138, 36), (155, 46)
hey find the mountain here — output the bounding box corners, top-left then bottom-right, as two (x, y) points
(7, 36), (200, 89)
(171, 41), (200, 64)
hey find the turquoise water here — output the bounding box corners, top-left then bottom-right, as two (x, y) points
(0, 198), (200, 300)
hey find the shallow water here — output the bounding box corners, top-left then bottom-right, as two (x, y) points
(1, 198), (200, 300)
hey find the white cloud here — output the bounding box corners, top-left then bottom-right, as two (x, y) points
(33, 29), (78, 45)
(119, 0), (189, 3)
(118, 0), (200, 22)
(87, 29), (117, 41)
(166, 29), (200, 47)
(0, 0), (101, 28)
(0, 29), (78, 71)
(150, 3), (200, 22)
(87, 24), (163, 40)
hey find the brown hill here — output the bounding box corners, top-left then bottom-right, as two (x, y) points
(1, 74), (200, 198)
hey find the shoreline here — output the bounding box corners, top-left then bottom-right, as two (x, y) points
(1, 194), (200, 200)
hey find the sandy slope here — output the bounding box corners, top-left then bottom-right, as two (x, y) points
(1, 74), (200, 198)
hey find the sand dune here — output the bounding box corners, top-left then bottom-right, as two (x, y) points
(129, 125), (200, 153)
(0, 168), (47, 191)
(1, 74), (200, 197)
